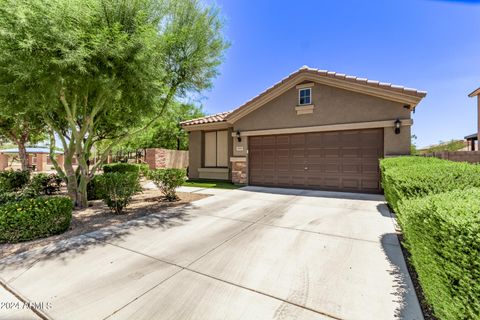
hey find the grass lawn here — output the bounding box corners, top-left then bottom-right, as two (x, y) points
(183, 179), (241, 189)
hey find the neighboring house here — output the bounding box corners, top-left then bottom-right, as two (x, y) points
(464, 87), (480, 150)
(181, 66), (426, 193)
(0, 147), (65, 172)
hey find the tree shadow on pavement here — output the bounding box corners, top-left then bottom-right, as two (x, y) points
(0, 208), (193, 284)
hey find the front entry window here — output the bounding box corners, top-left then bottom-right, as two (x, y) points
(205, 130), (228, 167)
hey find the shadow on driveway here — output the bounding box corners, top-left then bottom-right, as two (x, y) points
(381, 233), (423, 319)
(0, 208), (193, 283)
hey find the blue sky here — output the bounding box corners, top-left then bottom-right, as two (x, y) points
(199, 0), (480, 148)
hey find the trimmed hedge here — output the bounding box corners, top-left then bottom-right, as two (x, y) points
(398, 189), (480, 319)
(0, 170), (30, 192)
(380, 156), (480, 212)
(103, 163), (148, 175)
(0, 196), (73, 243)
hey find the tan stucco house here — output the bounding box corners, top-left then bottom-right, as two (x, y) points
(181, 66), (426, 193)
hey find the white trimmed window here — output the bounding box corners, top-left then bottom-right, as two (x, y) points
(299, 88), (311, 105)
(204, 130), (228, 167)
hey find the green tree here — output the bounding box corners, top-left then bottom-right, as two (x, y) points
(0, 93), (46, 170)
(0, 0), (228, 208)
(117, 102), (204, 151)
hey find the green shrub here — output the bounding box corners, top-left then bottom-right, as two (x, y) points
(0, 196), (73, 243)
(87, 175), (104, 200)
(96, 172), (141, 214)
(148, 168), (186, 201)
(0, 191), (18, 206)
(103, 163), (139, 174)
(380, 156), (480, 212)
(0, 170), (30, 192)
(23, 173), (63, 198)
(398, 189), (480, 319)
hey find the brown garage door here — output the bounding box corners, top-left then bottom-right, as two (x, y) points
(248, 129), (383, 193)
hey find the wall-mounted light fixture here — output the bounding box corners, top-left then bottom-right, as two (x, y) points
(394, 118), (401, 135)
(236, 130), (242, 142)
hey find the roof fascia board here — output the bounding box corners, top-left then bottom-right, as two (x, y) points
(182, 122), (232, 132)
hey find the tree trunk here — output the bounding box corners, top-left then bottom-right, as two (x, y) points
(76, 173), (89, 208)
(17, 139), (29, 171)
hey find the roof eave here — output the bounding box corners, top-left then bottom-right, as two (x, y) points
(468, 87), (480, 97)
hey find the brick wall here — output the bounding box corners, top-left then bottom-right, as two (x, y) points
(145, 148), (189, 169)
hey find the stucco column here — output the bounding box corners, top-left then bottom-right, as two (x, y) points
(36, 153), (47, 172)
(0, 154), (8, 171)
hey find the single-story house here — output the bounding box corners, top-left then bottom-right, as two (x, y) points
(181, 66), (426, 193)
(0, 147), (65, 172)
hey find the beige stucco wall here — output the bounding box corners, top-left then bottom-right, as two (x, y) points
(384, 125), (411, 155)
(233, 136), (248, 157)
(188, 81), (414, 179)
(188, 128), (234, 180)
(233, 82), (412, 156)
(234, 83), (410, 130)
(188, 130), (202, 179)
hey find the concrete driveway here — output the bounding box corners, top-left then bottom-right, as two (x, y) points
(0, 186), (423, 320)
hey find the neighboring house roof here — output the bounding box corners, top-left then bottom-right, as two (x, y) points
(0, 147), (63, 154)
(465, 133), (478, 140)
(181, 66), (427, 127)
(468, 87), (480, 97)
(180, 111), (232, 126)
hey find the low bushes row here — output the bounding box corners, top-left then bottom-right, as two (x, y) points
(380, 156), (480, 319)
(0, 171), (63, 206)
(88, 168), (186, 214)
(0, 196), (73, 243)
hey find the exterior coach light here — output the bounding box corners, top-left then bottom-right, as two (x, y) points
(394, 118), (401, 135)
(236, 130), (242, 142)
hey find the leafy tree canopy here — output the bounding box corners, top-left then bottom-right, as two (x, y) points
(113, 102), (204, 151)
(0, 0), (228, 207)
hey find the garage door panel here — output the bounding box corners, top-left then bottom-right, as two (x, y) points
(342, 179), (360, 189)
(342, 148), (361, 158)
(248, 129), (383, 193)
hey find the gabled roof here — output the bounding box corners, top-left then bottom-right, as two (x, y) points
(181, 66), (427, 127)
(468, 87), (480, 97)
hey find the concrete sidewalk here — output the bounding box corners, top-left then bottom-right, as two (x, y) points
(0, 186), (423, 320)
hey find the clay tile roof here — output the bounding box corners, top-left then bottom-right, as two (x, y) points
(181, 66), (427, 127)
(180, 111), (232, 126)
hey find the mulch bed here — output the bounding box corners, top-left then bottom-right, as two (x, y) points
(0, 189), (208, 259)
(398, 233), (437, 320)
